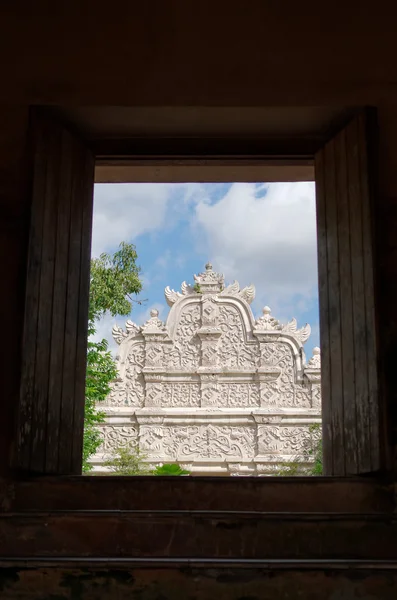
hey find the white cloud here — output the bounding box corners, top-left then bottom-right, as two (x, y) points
(91, 184), (171, 257)
(193, 182), (318, 320)
(92, 182), (207, 257)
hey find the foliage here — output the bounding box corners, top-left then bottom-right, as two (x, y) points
(275, 461), (302, 476)
(193, 283), (202, 293)
(89, 241), (142, 323)
(307, 423), (323, 475)
(103, 445), (190, 477)
(153, 463), (190, 476)
(82, 338), (116, 472)
(104, 443), (153, 476)
(82, 242), (142, 473)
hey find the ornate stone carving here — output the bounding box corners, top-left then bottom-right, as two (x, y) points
(257, 425), (281, 454)
(193, 261), (224, 293)
(142, 425), (256, 461)
(220, 280), (256, 304)
(307, 346), (321, 369)
(282, 318), (311, 344)
(304, 348), (322, 410)
(167, 304), (201, 370)
(218, 304), (259, 369)
(255, 306), (282, 331)
(141, 308), (167, 334)
(218, 383), (259, 407)
(254, 306), (310, 343)
(99, 425), (138, 451)
(164, 281), (195, 307)
(162, 383), (200, 407)
(112, 320), (141, 344)
(95, 263), (322, 474)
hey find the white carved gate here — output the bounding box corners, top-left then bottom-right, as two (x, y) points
(93, 263), (321, 475)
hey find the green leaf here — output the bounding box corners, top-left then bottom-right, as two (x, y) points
(82, 242), (143, 473)
(153, 463), (190, 476)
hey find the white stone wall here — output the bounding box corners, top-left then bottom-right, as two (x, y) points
(92, 263), (321, 475)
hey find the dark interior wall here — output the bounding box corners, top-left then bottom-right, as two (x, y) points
(0, 108), (30, 473)
(377, 108), (397, 471)
(1, 3), (396, 106)
(1, 2), (397, 474)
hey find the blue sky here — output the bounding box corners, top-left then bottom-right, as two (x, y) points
(91, 182), (320, 358)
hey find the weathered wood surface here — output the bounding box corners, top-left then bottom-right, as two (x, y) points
(0, 510), (396, 560)
(16, 110), (94, 475)
(2, 477), (393, 513)
(315, 110), (380, 476)
(1, 565), (397, 600)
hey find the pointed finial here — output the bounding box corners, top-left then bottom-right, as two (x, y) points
(150, 308), (159, 318)
(205, 261), (213, 271)
(313, 346), (320, 355)
(262, 306), (271, 315)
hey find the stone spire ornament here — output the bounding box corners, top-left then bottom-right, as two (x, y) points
(193, 262), (225, 293)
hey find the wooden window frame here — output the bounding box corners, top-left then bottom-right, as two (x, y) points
(14, 107), (384, 479)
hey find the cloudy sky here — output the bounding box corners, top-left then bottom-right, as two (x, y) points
(91, 182), (320, 357)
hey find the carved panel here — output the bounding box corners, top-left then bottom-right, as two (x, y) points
(162, 383), (201, 407)
(218, 304), (259, 369)
(207, 425), (255, 459)
(257, 425), (281, 454)
(99, 425), (138, 452)
(105, 342), (145, 407)
(141, 425), (256, 460)
(312, 384), (321, 409)
(217, 383), (259, 407)
(166, 304), (201, 370)
(145, 382), (163, 407)
(279, 426), (312, 454)
(139, 426), (167, 458)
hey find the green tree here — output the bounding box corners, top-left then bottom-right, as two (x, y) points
(104, 443), (153, 475)
(82, 242), (142, 472)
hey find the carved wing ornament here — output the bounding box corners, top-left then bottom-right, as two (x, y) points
(112, 320), (141, 344)
(238, 284), (256, 305)
(164, 286), (182, 307)
(180, 281), (195, 296)
(112, 324), (127, 345)
(280, 317), (311, 344)
(126, 320), (141, 335)
(220, 280), (240, 296)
